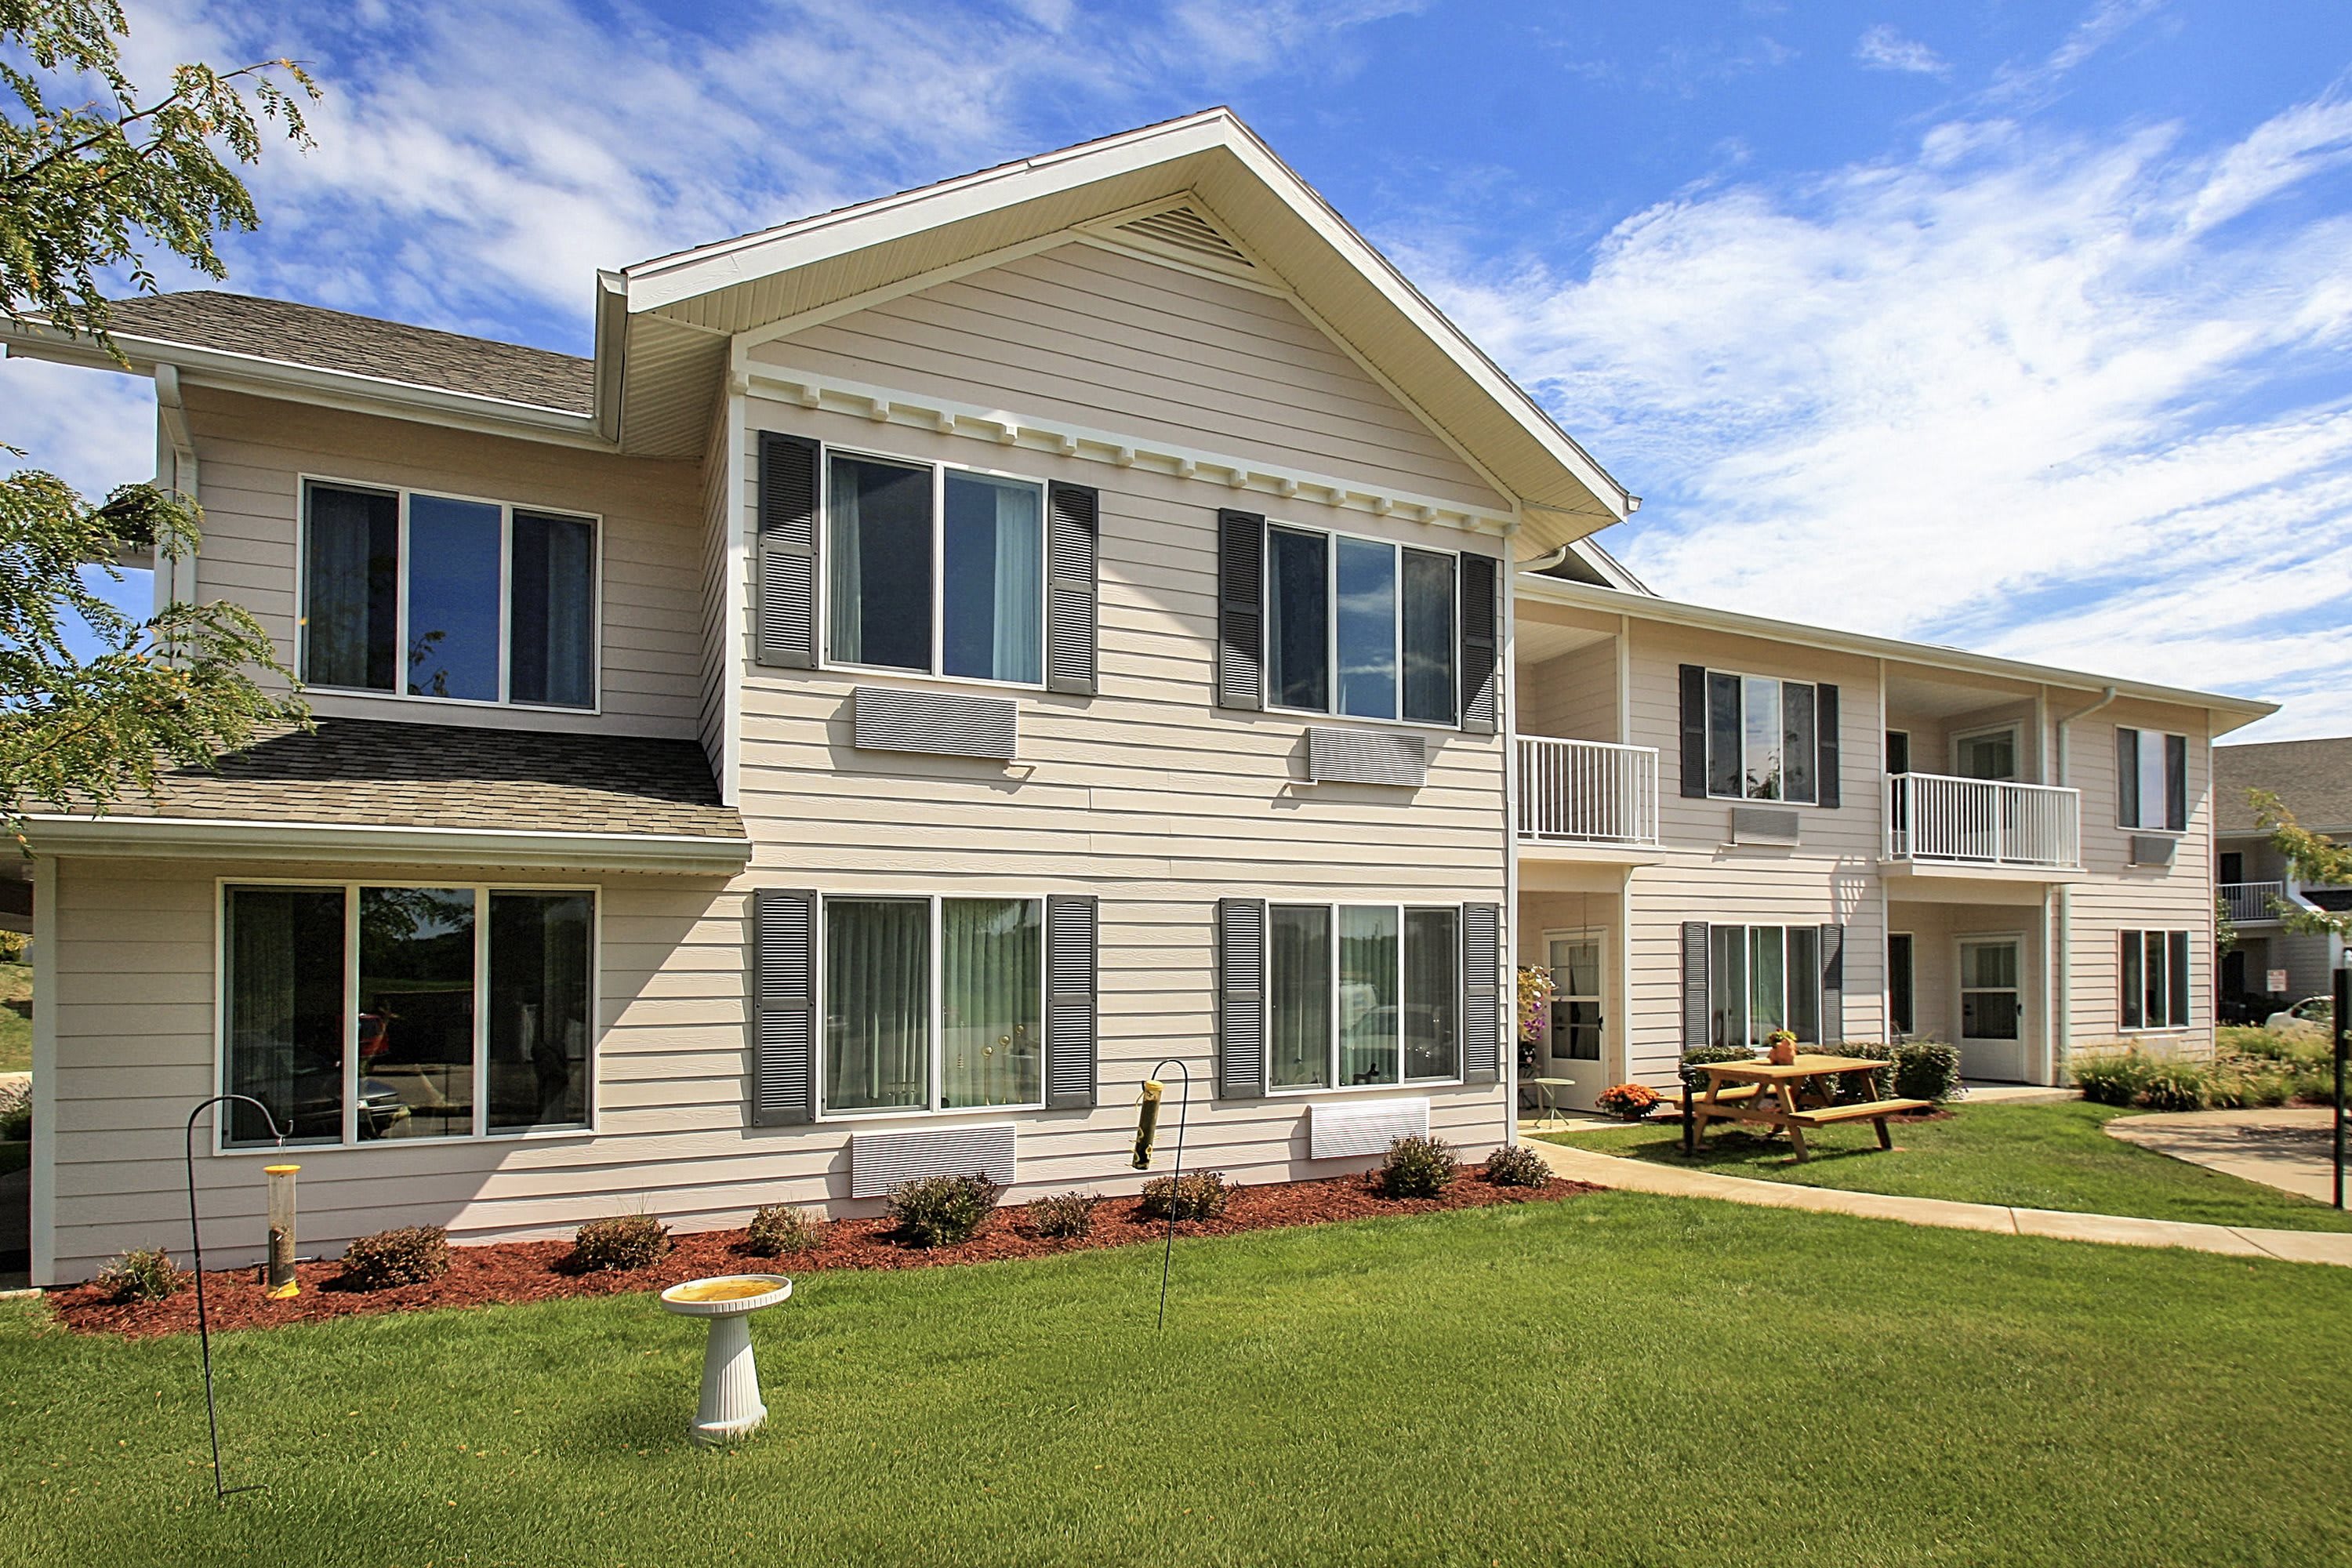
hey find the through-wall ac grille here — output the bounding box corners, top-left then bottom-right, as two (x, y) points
(853, 685), (1017, 760)
(1114, 205), (1255, 271)
(850, 1123), (1018, 1200)
(1307, 727), (1428, 787)
(1308, 1098), (1431, 1160)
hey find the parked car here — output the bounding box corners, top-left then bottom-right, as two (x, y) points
(2265, 996), (2336, 1039)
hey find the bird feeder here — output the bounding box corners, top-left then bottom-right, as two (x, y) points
(263, 1164), (299, 1299)
(658, 1275), (793, 1444)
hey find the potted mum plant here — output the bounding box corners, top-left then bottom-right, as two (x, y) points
(1594, 1082), (1662, 1121)
(1765, 1028), (1799, 1066)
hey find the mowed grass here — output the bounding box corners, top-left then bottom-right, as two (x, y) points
(5, 1194), (2351, 1567)
(1541, 1101), (2352, 1232)
(0, 961), (28, 1075)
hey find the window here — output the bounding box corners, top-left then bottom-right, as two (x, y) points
(1703, 670), (1819, 803)
(1887, 933), (1915, 1036)
(221, 883), (593, 1148)
(1954, 726), (2019, 782)
(822, 895), (1043, 1114)
(1884, 731), (1911, 775)
(1706, 924), (1823, 1049)
(2115, 727), (2188, 830)
(302, 481), (597, 709)
(1266, 902), (1460, 1088)
(826, 455), (1044, 685)
(1959, 938), (2020, 1040)
(1265, 524), (1457, 725)
(2121, 929), (2194, 1029)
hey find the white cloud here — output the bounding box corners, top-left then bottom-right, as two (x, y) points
(1399, 92), (2352, 741)
(1855, 24), (1947, 77)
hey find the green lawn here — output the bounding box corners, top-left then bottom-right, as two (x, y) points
(0, 960), (27, 1076)
(5, 1195), (2351, 1566)
(1541, 1101), (2352, 1232)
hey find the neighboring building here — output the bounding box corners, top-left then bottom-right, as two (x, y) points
(1, 110), (2273, 1285)
(2213, 737), (2352, 1017)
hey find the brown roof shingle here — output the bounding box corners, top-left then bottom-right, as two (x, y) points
(2214, 737), (2352, 834)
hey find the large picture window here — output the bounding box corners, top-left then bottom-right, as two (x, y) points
(1704, 671), (1819, 803)
(302, 481), (597, 709)
(2121, 928), (2193, 1030)
(822, 895), (1044, 1115)
(1705, 924), (1822, 1049)
(1265, 524), (1457, 725)
(221, 883), (594, 1149)
(2115, 728), (2188, 831)
(1266, 902), (1460, 1089)
(826, 455), (1044, 685)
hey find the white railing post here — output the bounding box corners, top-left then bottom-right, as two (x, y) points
(1884, 771), (2079, 869)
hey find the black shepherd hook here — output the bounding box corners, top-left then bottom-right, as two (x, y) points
(1144, 1058), (1192, 1331)
(185, 1093), (284, 1501)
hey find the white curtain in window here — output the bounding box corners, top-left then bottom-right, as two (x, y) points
(825, 899), (928, 1111)
(938, 898), (1041, 1109)
(989, 481), (1041, 684)
(827, 468), (866, 666)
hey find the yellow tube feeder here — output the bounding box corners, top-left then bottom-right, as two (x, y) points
(263, 1164), (299, 1299)
(1132, 1080), (1164, 1170)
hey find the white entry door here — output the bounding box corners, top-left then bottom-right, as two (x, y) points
(1545, 931), (1606, 1112)
(1957, 936), (2027, 1082)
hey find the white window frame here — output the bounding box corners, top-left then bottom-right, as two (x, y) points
(1956, 934), (2025, 1043)
(815, 891), (1051, 1122)
(1262, 521), (1463, 731)
(212, 877), (601, 1155)
(1264, 900), (1466, 1095)
(296, 474), (604, 713)
(2115, 726), (2189, 833)
(1700, 668), (1821, 805)
(1951, 722), (2022, 781)
(1706, 922), (1824, 1049)
(2120, 927), (2194, 1032)
(816, 445), (1051, 694)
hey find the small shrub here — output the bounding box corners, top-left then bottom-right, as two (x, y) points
(1138, 1170), (1229, 1221)
(94, 1248), (180, 1304)
(1891, 1040), (1963, 1102)
(338, 1225), (449, 1290)
(1482, 1143), (1550, 1189)
(1679, 1044), (1759, 1097)
(2209, 1057), (2294, 1110)
(887, 1172), (1003, 1247)
(1377, 1135), (1459, 1199)
(0, 1080), (28, 1142)
(2292, 1065), (2346, 1107)
(2073, 1050), (2150, 1106)
(1025, 1190), (1097, 1240)
(2134, 1061), (2211, 1113)
(573, 1213), (670, 1272)
(1593, 1082), (1662, 1121)
(744, 1204), (823, 1257)
(2219, 1025), (2322, 1066)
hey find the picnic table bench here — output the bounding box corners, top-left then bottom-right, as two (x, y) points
(1685, 1054), (1929, 1161)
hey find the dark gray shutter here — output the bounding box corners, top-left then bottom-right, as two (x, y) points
(1215, 898), (1266, 1098)
(1044, 895), (1098, 1109)
(756, 432), (819, 669)
(1819, 923), (1844, 1045)
(2165, 733), (2187, 831)
(750, 888), (817, 1126)
(1046, 481), (1098, 695)
(1681, 920), (1710, 1049)
(1816, 683), (1841, 808)
(1458, 553), (1499, 736)
(1679, 666), (1708, 799)
(2116, 728), (2140, 827)
(1216, 510), (1264, 710)
(1462, 902), (1502, 1083)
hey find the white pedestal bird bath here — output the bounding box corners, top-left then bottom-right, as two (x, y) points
(658, 1274), (793, 1444)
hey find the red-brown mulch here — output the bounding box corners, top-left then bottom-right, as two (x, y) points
(52, 1171), (1592, 1339)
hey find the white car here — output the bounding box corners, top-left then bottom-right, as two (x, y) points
(2263, 996), (2335, 1039)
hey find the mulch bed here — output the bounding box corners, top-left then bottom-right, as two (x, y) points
(51, 1171), (1592, 1339)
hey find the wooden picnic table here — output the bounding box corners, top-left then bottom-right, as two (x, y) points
(1686, 1053), (1931, 1161)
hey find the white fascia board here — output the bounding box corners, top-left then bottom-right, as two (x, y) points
(1514, 575), (2280, 724)
(24, 815), (753, 873)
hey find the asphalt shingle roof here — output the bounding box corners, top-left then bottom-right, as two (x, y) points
(103, 291), (593, 414)
(2215, 737), (2352, 834)
(100, 719), (742, 840)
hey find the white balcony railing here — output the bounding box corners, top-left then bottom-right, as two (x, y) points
(1517, 737), (1660, 845)
(1885, 772), (2080, 869)
(2220, 880), (2289, 923)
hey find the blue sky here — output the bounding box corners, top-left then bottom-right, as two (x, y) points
(10, 0), (2351, 739)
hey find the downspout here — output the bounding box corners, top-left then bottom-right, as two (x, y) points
(153, 363), (199, 610)
(2051, 684), (2121, 1081)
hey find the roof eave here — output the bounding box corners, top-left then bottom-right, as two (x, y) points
(23, 813), (753, 873)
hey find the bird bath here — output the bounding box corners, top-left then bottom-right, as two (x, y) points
(658, 1274), (793, 1445)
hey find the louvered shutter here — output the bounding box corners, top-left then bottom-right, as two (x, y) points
(2165, 733), (2188, 831)
(1214, 897), (1267, 1098)
(1046, 481), (1099, 695)
(1818, 923), (1844, 1045)
(755, 432), (819, 669)
(1216, 510), (1264, 710)
(750, 888), (817, 1126)
(1679, 666), (1708, 799)
(1044, 895), (1098, 1109)
(1681, 921), (1710, 1050)
(1816, 683), (1842, 808)
(2116, 728), (2140, 828)
(1461, 902), (1502, 1083)
(1458, 553), (1499, 735)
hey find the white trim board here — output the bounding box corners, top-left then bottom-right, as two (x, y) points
(24, 815), (752, 873)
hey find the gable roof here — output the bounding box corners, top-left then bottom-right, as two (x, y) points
(2215, 736), (2352, 833)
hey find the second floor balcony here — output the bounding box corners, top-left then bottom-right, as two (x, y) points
(1885, 772), (2081, 871)
(2220, 880), (2291, 923)
(1517, 736), (1661, 848)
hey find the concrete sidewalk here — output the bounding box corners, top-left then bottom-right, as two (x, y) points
(1530, 1138), (2352, 1268)
(2104, 1107), (2344, 1205)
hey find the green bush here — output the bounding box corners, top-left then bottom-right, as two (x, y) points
(1377, 1135), (1459, 1199)
(0, 1080), (28, 1142)
(744, 1204), (823, 1257)
(572, 1213), (670, 1272)
(2072, 1050), (2150, 1106)
(1025, 1191), (1096, 1240)
(2218, 1025), (2324, 1066)
(1678, 1044), (1759, 1096)
(1481, 1143), (1551, 1189)
(886, 1172), (1003, 1247)
(94, 1248), (180, 1304)
(2292, 1065), (2346, 1107)
(1137, 1170), (1229, 1221)
(2209, 1058), (2294, 1110)
(2135, 1062), (2211, 1113)
(338, 1225), (449, 1290)
(1891, 1040), (1963, 1102)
